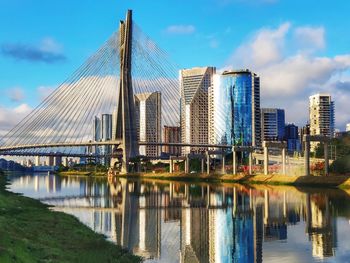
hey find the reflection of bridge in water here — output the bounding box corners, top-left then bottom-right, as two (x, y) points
(21, 176), (336, 262)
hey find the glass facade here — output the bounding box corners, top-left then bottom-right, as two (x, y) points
(209, 70), (257, 146)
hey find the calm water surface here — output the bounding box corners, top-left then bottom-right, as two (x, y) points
(7, 173), (350, 263)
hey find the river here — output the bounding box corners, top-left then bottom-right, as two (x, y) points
(6, 173), (350, 263)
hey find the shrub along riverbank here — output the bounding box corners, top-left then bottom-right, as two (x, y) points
(0, 170), (141, 263)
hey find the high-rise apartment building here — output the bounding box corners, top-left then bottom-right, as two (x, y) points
(346, 123), (350, 132)
(208, 69), (261, 147)
(309, 94), (335, 151)
(135, 92), (161, 157)
(261, 108), (285, 142)
(284, 124), (300, 153)
(309, 94), (335, 137)
(162, 126), (181, 156)
(180, 67), (216, 154)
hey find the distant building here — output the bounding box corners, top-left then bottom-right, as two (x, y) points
(48, 156), (54, 166)
(309, 93), (335, 150)
(135, 92), (162, 157)
(180, 67), (216, 154)
(101, 114), (112, 141)
(35, 156), (40, 166)
(346, 123), (350, 132)
(309, 93), (335, 137)
(261, 108), (285, 142)
(299, 124), (310, 153)
(54, 156), (62, 166)
(111, 107), (119, 142)
(284, 124), (300, 153)
(162, 126), (181, 156)
(93, 116), (102, 142)
(100, 113), (112, 165)
(208, 69), (261, 147)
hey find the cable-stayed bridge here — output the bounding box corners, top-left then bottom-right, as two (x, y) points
(0, 10), (232, 173)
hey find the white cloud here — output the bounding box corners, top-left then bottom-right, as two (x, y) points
(7, 87), (25, 102)
(37, 86), (55, 101)
(294, 26), (325, 51)
(0, 104), (32, 136)
(227, 22), (290, 68)
(165, 25), (196, 35)
(225, 22), (350, 129)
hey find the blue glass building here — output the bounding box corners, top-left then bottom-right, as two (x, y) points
(209, 70), (261, 147)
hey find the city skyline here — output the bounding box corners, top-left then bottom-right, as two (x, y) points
(0, 0), (349, 136)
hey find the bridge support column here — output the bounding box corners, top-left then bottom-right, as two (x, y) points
(185, 155), (189, 174)
(283, 191), (287, 218)
(206, 152), (210, 175)
(264, 189), (269, 225)
(169, 183), (173, 200)
(249, 189), (253, 210)
(207, 185), (210, 207)
(201, 158), (205, 173)
(185, 184), (189, 202)
(232, 150), (237, 175)
(304, 138), (310, 176)
(282, 148), (286, 175)
(249, 152), (253, 175)
(222, 154), (226, 174)
(169, 158), (173, 173)
(264, 146), (269, 175)
(324, 141), (329, 175)
(233, 187), (237, 217)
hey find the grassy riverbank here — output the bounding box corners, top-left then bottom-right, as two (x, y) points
(120, 172), (350, 188)
(58, 171), (106, 177)
(0, 172), (141, 263)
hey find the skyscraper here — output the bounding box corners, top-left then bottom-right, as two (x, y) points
(309, 94), (335, 151)
(284, 124), (300, 153)
(180, 67), (216, 154)
(135, 92), (161, 157)
(112, 107), (118, 141)
(309, 94), (335, 138)
(93, 116), (101, 142)
(162, 126), (181, 156)
(101, 114), (112, 141)
(208, 69), (261, 147)
(101, 114), (112, 165)
(261, 108), (285, 142)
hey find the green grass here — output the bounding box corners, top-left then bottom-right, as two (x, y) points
(0, 173), (141, 263)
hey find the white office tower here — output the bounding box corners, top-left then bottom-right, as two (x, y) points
(101, 114), (112, 164)
(112, 107), (118, 141)
(309, 93), (335, 150)
(180, 67), (216, 154)
(135, 92), (162, 157)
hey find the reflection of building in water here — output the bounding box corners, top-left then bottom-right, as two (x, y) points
(305, 194), (337, 259)
(45, 175), (61, 193)
(43, 177), (340, 263)
(232, 187), (263, 263)
(263, 190), (287, 241)
(115, 180), (161, 260)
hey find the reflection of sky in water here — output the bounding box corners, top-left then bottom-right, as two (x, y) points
(7, 173), (350, 263)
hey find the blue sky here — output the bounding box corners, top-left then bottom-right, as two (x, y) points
(0, 0), (349, 132)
